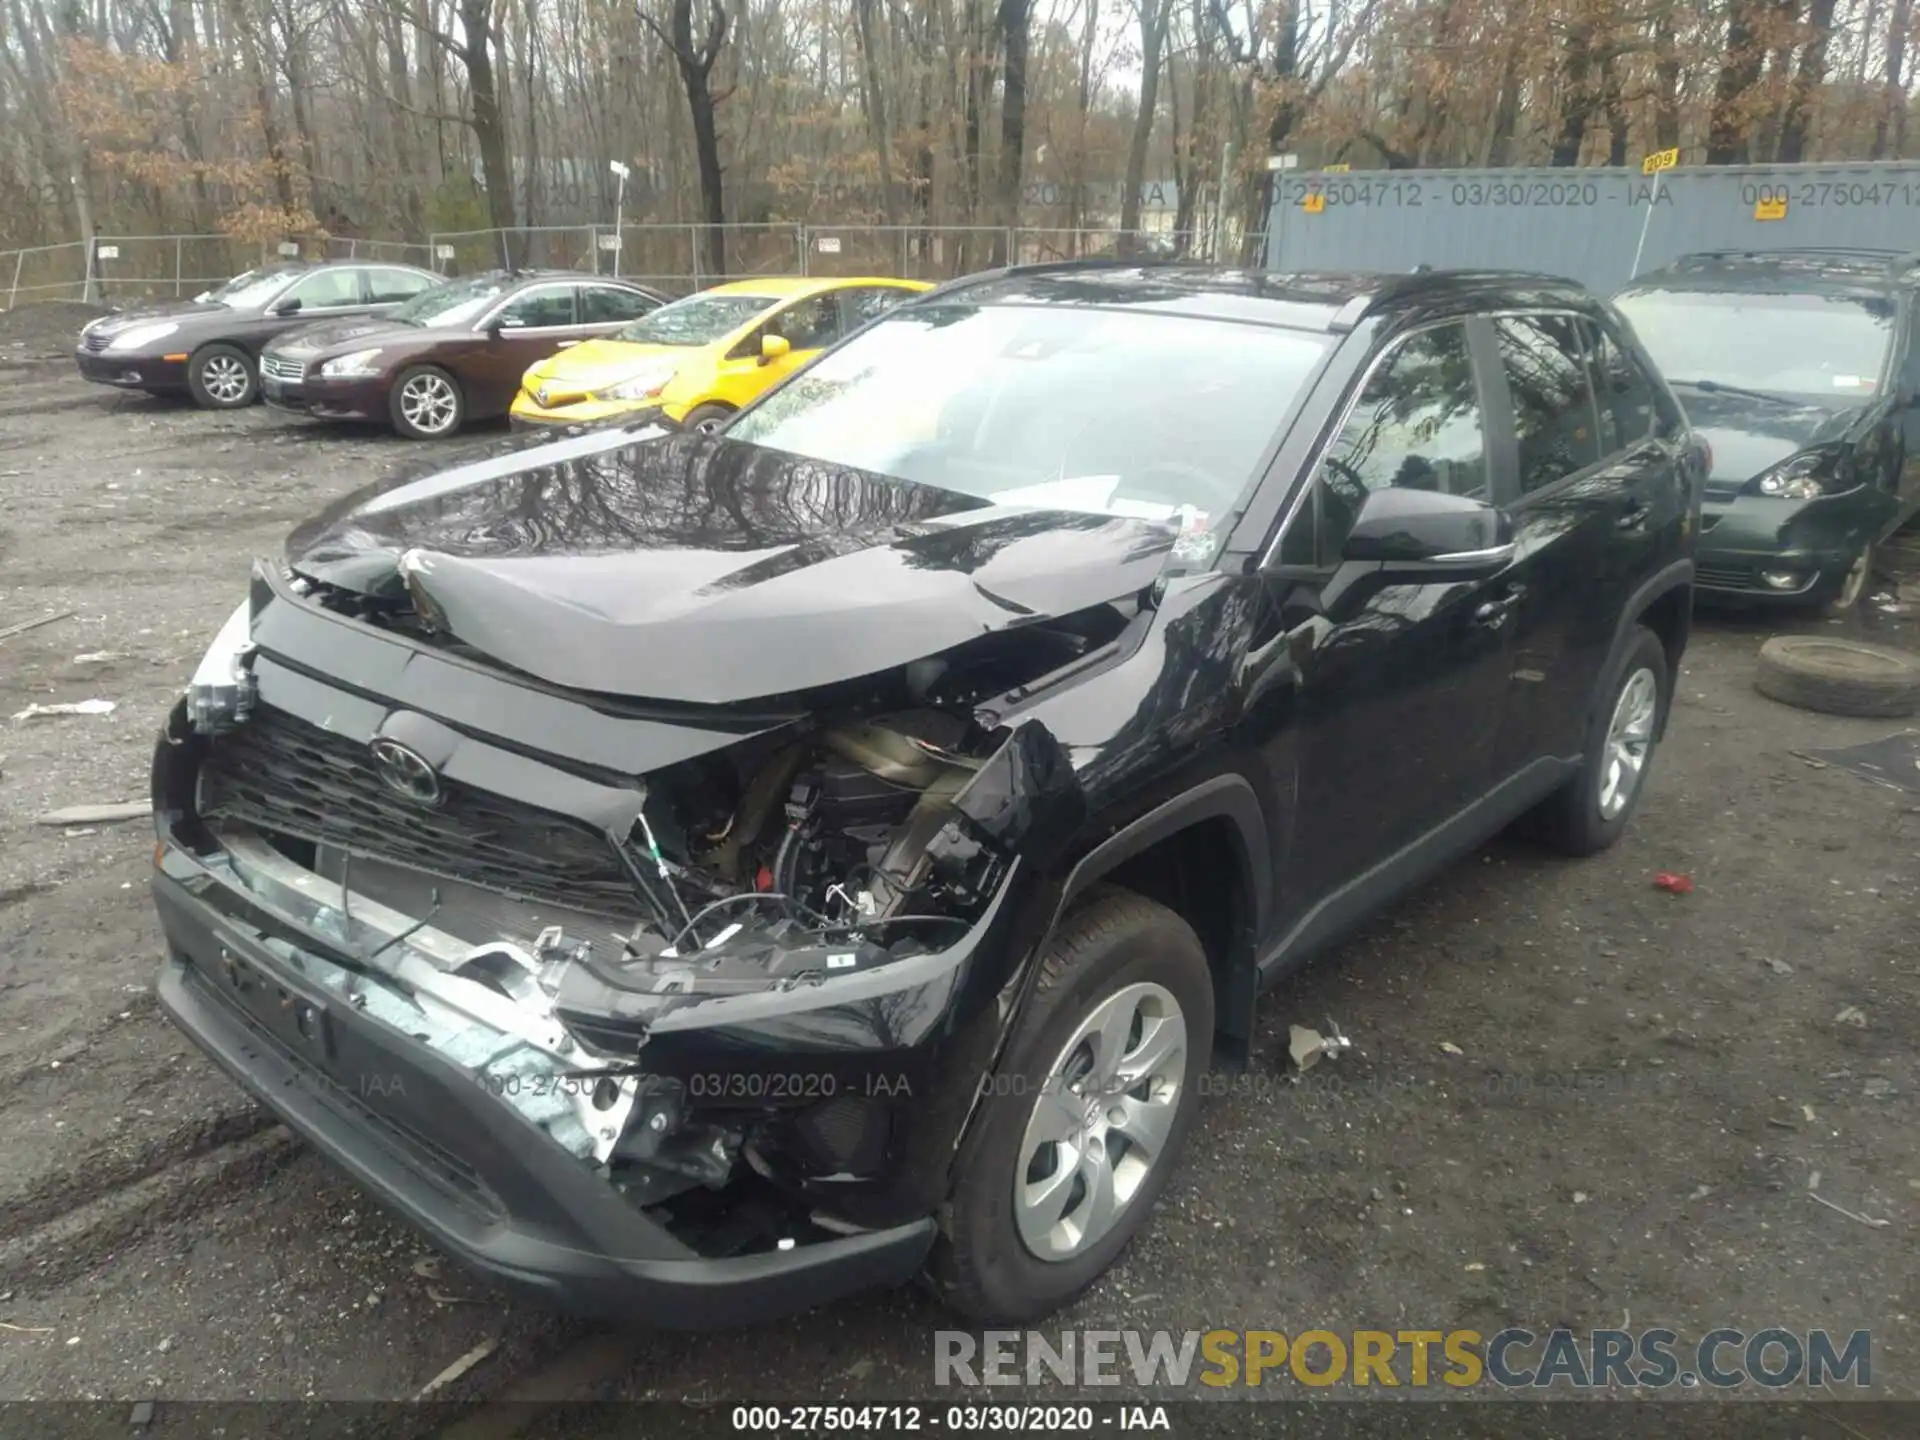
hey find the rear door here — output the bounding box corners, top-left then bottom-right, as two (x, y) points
(1489, 310), (1681, 765)
(265, 268), (369, 341)
(579, 283), (661, 329)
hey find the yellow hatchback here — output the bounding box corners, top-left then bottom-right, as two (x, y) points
(509, 275), (932, 432)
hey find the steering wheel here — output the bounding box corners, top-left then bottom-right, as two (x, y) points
(1127, 459), (1239, 513)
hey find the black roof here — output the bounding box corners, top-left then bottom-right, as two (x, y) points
(931, 261), (1597, 333)
(1630, 247), (1920, 295)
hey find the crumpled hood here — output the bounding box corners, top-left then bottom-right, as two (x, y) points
(1677, 387), (1868, 495)
(283, 424), (1180, 705)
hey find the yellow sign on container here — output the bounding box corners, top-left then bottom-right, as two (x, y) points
(1642, 148), (1679, 175)
(1755, 197), (1788, 221)
(1303, 192), (1326, 214)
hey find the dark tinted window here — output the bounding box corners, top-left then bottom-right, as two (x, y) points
(1314, 321), (1488, 562)
(1494, 315), (1602, 493)
(1583, 319), (1657, 453)
(581, 284), (658, 323)
(768, 295), (840, 351)
(284, 268), (361, 311)
(366, 268), (435, 304)
(496, 285), (576, 328)
(843, 286), (913, 326)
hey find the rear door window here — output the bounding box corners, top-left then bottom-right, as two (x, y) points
(581, 284), (659, 323)
(495, 285), (578, 330)
(1492, 315), (1603, 493)
(1581, 319), (1658, 454)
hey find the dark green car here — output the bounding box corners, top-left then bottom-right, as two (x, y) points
(1615, 248), (1920, 614)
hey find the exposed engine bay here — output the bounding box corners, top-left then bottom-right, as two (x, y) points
(182, 589), (1108, 1257)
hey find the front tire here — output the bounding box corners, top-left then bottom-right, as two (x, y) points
(1523, 625), (1670, 857)
(681, 402), (734, 434)
(927, 891), (1213, 1323)
(187, 344), (256, 409)
(1820, 540), (1874, 619)
(390, 365), (465, 439)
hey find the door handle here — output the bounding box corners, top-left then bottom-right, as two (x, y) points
(556, 340), (581, 348)
(1474, 585), (1526, 627)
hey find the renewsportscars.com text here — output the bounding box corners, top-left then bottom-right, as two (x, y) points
(935, 1327), (1872, 1390)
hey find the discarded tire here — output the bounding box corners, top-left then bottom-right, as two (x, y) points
(1754, 635), (1920, 718)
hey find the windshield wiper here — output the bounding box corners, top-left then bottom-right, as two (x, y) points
(1667, 378), (1803, 408)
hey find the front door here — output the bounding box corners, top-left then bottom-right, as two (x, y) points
(467, 282), (583, 413)
(1254, 318), (1524, 919)
(714, 292), (844, 402)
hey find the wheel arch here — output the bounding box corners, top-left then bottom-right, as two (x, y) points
(1051, 775), (1272, 1064)
(1611, 560), (1692, 737)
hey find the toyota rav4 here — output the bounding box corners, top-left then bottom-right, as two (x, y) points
(151, 264), (1702, 1327)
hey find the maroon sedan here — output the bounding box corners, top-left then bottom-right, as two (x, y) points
(257, 270), (669, 439)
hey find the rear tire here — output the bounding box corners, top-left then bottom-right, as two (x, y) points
(1523, 625), (1670, 857)
(681, 402), (734, 434)
(390, 365), (465, 439)
(926, 891), (1213, 1323)
(187, 344), (256, 409)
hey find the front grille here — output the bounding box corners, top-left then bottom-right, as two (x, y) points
(1696, 561), (1754, 589)
(81, 330), (109, 353)
(198, 706), (639, 915)
(260, 354), (306, 383)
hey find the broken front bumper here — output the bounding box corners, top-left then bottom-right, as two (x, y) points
(152, 854), (937, 1323)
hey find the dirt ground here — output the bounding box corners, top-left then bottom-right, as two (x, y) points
(0, 310), (1914, 1425)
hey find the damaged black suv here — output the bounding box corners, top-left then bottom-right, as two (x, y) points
(151, 264), (1701, 1326)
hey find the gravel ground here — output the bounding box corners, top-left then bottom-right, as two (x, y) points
(0, 315), (1915, 1422)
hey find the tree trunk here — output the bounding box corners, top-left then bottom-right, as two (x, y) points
(460, 0), (517, 252)
(1482, 41), (1521, 165)
(655, 0), (730, 277)
(1777, 0), (1837, 162)
(992, 0), (1029, 262)
(1601, 50), (1629, 165)
(852, 0), (901, 228)
(230, 0), (298, 213)
(1707, 0), (1766, 164)
(1551, 25), (1596, 166)
(1653, 9), (1681, 149)
(1120, 0), (1168, 244)
(1874, 0), (1913, 157)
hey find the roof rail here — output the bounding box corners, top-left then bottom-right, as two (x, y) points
(1675, 245), (1920, 273)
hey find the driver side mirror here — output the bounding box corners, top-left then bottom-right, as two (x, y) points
(271, 297), (302, 316)
(759, 333), (791, 366)
(1340, 487), (1514, 576)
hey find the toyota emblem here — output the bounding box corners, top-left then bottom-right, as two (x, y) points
(369, 738), (442, 806)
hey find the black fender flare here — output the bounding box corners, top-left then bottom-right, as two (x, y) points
(1049, 772), (1272, 1060)
(1603, 558), (1693, 736)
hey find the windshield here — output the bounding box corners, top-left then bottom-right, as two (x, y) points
(726, 302), (1334, 532)
(616, 292), (774, 344)
(393, 274), (511, 328)
(1614, 287), (1894, 399)
(206, 267), (301, 308)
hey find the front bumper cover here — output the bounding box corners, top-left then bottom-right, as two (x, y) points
(152, 846), (942, 1324)
(74, 348), (187, 390)
(1694, 485), (1892, 600)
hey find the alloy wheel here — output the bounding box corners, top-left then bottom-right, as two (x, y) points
(200, 354), (251, 405)
(400, 373), (459, 435)
(1013, 981), (1188, 1262)
(1597, 666), (1658, 820)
